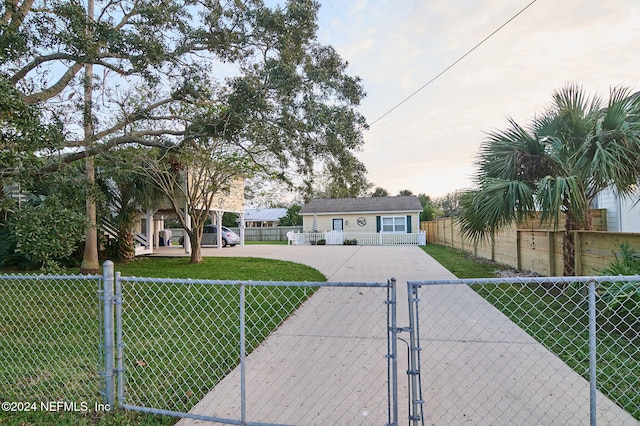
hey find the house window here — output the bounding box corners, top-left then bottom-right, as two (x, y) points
(381, 216), (406, 233)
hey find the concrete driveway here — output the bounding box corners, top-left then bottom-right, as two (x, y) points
(164, 245), (635, 425)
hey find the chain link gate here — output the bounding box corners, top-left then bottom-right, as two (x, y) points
(101, 261), (402, 425)
(407, 276), (640, 426)
(0, 273), (103, 407)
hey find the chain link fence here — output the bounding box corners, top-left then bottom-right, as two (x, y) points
(408, 276), (640, 425)
(2, 268), (639, 425)
(0, 274), (103, 405)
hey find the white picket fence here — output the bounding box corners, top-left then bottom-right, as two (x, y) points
(289, 230), (426, 246)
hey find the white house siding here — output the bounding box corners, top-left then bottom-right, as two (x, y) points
(302, 212), (419, 234)
(596, 186), (640, 232)
(620, 193), (640, 232)
(596, 187), (620, 231)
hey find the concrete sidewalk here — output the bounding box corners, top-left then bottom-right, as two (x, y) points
(166, 245), (635, 425)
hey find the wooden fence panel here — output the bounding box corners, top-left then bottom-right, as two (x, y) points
(518, 230), (551, 276)
(493, 225), (518, 268)
(577, 231), (640, 275)
(474, 238), (493, 260)
(421, 211), (640, 276)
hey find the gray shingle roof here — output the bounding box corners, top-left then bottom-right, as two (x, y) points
(300, 196), (422, 214)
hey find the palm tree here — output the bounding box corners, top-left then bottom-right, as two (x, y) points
(460, 84), (640, 276)
(98, 149), (162, 262)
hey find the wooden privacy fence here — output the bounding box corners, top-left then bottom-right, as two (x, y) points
(421, 210), (640, 276)
(167, 226), (303, 242)
(228, 226), (302, 241)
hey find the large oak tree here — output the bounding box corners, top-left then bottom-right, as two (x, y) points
(1, 0), (367, 270)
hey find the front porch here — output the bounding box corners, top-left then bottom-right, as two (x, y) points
(288, 230), (426, 246)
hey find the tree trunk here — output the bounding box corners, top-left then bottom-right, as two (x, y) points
(189, 231), (203, 264)
(79, 0), (100, 274)
(562, 210), (578, 276)
(80, 165), (101, 274)
(118, 227), (136, 263)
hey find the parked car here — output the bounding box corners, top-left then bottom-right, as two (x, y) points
(179, 225), (241, 247)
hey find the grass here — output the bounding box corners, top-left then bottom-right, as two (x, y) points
(422, 244), (640, 420)
(114, 256), (323, 281)
(0, 257), (325, 425)
(421, 244), (506, 278)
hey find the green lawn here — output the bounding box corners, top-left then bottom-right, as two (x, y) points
(421, 244), (507, 278)
(0, 257), (325, 425)
(422, 244), (640, 420)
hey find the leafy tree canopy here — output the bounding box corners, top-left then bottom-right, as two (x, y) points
(279, 204), (302, 226)
(2, 0), (367, 186)
(371, 187), (389, 197)
(2, 0), (368, 267)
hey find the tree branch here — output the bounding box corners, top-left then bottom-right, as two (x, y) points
(25, 131), (183, 176)
(23, 62), (84, 104)
(11, 53), (79, 84)
(2, 0), (36, 29)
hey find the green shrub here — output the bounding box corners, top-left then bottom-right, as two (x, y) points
(0, 228), (36, 270)
(600, 242), (640, 320)
(10, 197), (86, 273)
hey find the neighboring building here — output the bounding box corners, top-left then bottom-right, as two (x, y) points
(593, 186), (640, 232)
(135, 176), (246, 254)
(244, 208), (287, 227)
(299, 196), (423, 234)
(2, 183), (27, 206)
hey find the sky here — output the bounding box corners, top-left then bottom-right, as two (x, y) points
(311, 0), (640, 198)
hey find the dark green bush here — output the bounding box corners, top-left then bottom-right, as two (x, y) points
(600, 241), (640, 321)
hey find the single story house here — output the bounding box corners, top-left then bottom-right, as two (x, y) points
(299, 196), (423, 234)
(244, 208), (287, 227)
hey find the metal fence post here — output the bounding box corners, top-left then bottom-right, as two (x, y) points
(387, 278), (398, 426)
(407, 281), (423, 426)
(588, 279), (597, 426)
(115, 271), (124, 408)
(102, 260), (115, 406)
(239, 283), (246, 424)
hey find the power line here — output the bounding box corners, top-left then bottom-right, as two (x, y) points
(368, 0), (538, 127)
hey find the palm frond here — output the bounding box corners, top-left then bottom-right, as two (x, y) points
(478, 118), (546, 181)
(459, 179), (535, 242)
(537, 175), (588, 228)
(602, 86), (635, 131)
(551, 83), (601, 149)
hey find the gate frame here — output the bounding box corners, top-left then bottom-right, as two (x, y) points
(101, 261), (399, 425)
(405, 275), (640, 426)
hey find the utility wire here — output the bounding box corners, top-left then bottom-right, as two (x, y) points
(369, 0), (538, 127)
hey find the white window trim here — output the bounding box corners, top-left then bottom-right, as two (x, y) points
(381, 215), (407, 233)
